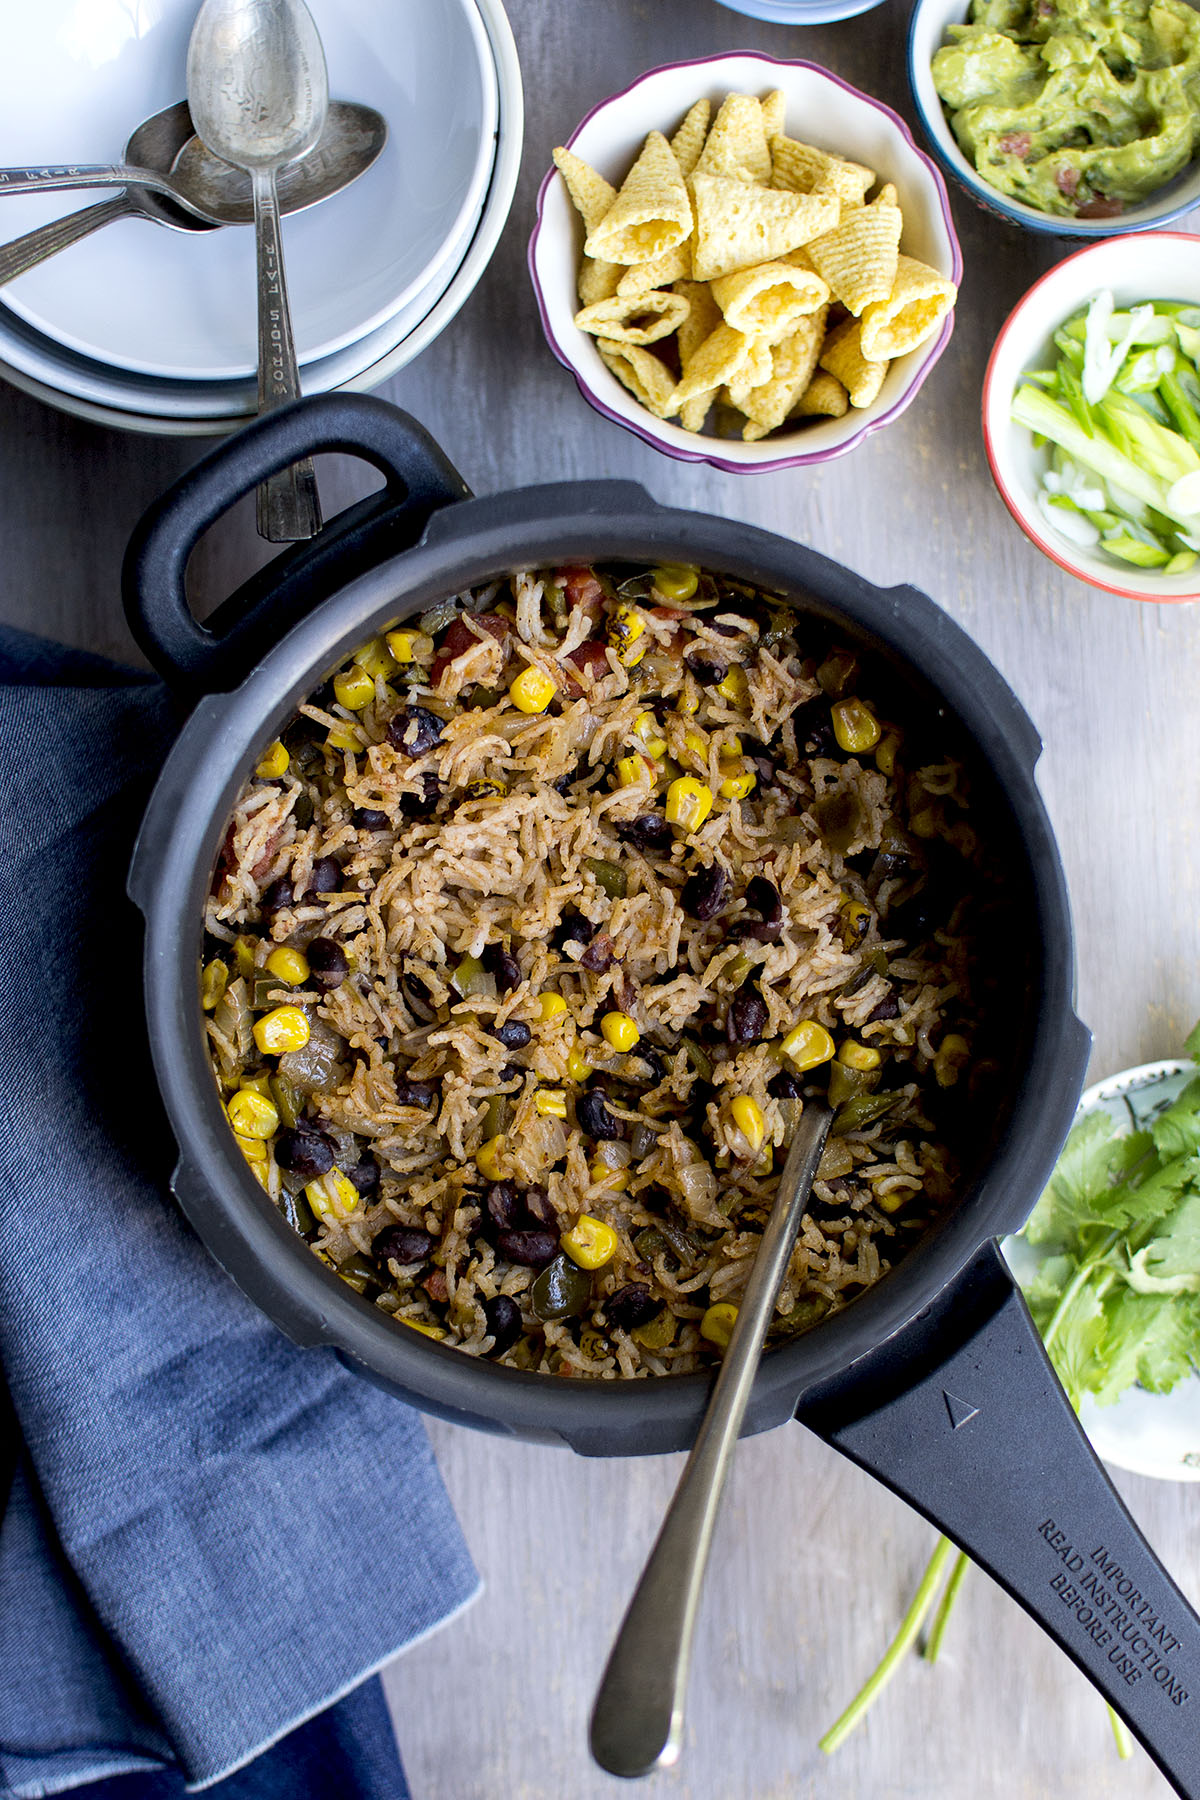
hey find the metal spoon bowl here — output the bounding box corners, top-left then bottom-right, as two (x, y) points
(0, 102), (385, 290)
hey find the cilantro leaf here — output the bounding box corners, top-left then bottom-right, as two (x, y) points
(1023, 1113), (1151, 1245)
(1043, 1269), (1109, 1410)
(1149, 1075), (1200, 1160)
(1122, 1183), (1200, 1294)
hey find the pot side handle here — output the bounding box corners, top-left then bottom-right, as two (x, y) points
(796, 1241), (1200, 1798)
(122, 394), (471, 695)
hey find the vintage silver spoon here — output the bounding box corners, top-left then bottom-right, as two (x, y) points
(590, 1102), (833, 1779)
(0, 101), (385, 289)
(187, 0), (329, 542)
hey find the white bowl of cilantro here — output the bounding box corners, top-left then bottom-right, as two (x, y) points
(983, 232), (1200, 602)
(1005, 1044), (1200, 1482)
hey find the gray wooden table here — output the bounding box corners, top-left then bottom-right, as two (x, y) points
(3, 0), (1198, 1794)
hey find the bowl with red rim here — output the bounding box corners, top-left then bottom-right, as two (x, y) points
(982, 232), (1200, 603)
(528, 51), (962, 473)
(909, 0), (1200, 236)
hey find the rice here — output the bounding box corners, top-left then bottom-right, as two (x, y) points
(201, 561), (980, 1378)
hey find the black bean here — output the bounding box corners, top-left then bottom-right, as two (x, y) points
(867, 993), (900, 1023)
(387, 705), (444, 757)
(401, 973), (437, 1023)
(374, 1225), (436, 1267)
(580, 933), (615, 974)
(794, 702), (838, 757)
(577, 1090), (626, 1141)
(354, 807), (390, 830)
(499, 1064), (522, 1082)
(709, 621), (743, 638)
(345, 1155), (380, 1196)
(483, 1181), (521, 1235)
(553, 769), (577, 796)
(616, 813), (671, 853)
(306, 936), (349, 990)
(484, 945), (522, 994)
(395, 1078), (438, 1109)
(768, 1070), (805, 1099)
(681, 863), (730, 921)
(495, 1228), (559, 1267)
(631, 1046), (667, 1084)
(523, 1186), (557, 1229)
(261, 876), (295, 914)
(399, 772), (442, 817)
(493, 1019), (532, 1050)
(684, 651), (727, 686)
(728, 986), (769, 1045)
(553, 910), (596, 952)
(485, 1293), (523, 1354)
(275, 1122), (336, 1180)
(606, 1283), (661, 1332)
(744, 875), (782, 926)
(308, 855), (342, 894)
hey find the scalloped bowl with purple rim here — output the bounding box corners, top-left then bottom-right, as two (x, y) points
(527, 53), (963, 474)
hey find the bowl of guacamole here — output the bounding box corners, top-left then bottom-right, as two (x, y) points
(909, 0), (1200, 233)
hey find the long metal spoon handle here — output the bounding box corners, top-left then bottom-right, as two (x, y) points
(250, 165), (320, 542)
(0, 164), (209, 219)
(0, 194), (136, 286)
(590, 1102), (833, 1780)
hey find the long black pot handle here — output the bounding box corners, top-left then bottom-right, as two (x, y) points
(796, 1241), (1200, 1796)
(122, 393), (471, 695)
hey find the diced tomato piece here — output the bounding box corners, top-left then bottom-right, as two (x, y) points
(430, 611), (509, 686)
(422, 1268), (449, 1304)
(558, 565), (606, 617)
(560, 637), (611, 697)
(1076, 195), (1124, 219)
(1055, 166), (1080, 197)
(998, 131), (1031, 158)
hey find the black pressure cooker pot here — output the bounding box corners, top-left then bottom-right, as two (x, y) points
(123, 395), (1200, 1796)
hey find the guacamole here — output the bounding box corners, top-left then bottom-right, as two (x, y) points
(932, 0), (1200, 216)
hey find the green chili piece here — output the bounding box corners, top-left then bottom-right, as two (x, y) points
(830, 1092), (902, 1137)
(585, 857), (629, 899)
(631, 1309), (676, 1350)
(530, 1255), (592, 1321)
(269, 1074), (303, 1130)
(481, 1094), (512, 1141)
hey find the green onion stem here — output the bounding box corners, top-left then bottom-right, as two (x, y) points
(1041, 1229), (1120, 1353)
(1107, 1702), (1134, 1760)
(923, 1547), (971, 1663)
(819, 1535), (957, 1755)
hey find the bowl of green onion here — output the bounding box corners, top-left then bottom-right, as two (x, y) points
(983, 232), (1200, 602)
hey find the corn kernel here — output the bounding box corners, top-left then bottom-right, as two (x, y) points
(615, 756), (646, 789)
(305, 1167), (360, 1223)
(463, 778), (508, 800)
(326, 724), (364, 751)
(233, 935), (257, 978)
(509, 665), (557, 713)
(831, 697), (881, 755)
(562, 1214), (619, 1270)
(875, 733), (899, 777)
(234, 1131), (268, 1164)
(538, 992), (569, 1024)
(675, 687), (700, 717)
(665, 776), (713, 832)
(730, 1094), (766, 1154)
(934, 1032), (970, 1088)
(227, 1087), (279, 1139)
(700, 1302), (738, 1350)
(240, 1074), (273, 1098)
(718, 763), (756, 801)
(255, 740), (289, 779)
(781, 1019), (835, 1069)
(567, 1045), (594, 1083)
(838, 1039), (881, 1071)
(355, 637), (397, 680)
(876, 1190), (906, 1214)
(334, 664), (376, 710)
(253, 1006), (310, 1055)
(717, 666), (750, 706)
(475, 1135), (507, 1180)
(607, 604), (646, 667)
(201, 958), (229, 1011)
(601, 1011), (640, 1052)
(651, 563), (698, 602)
(683, 728), (709, 761)
(402, 1317), (448, 1340)
(266, 945), (310, 986)
(589, 1160), (629, 1193)
(632, 712), (667, 758)
(535, 1089), (568, 1118)
(841, 900), (871, 941)
(910, 806), (939, 839)
(385, 628), (418, 664)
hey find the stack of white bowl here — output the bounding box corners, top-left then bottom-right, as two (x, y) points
(0, 0), (522, 435)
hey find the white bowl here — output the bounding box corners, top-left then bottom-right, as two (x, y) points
(528, 52), (961, 474)
(909, 0), (1200, 237)
(0, 0), (523, 435)
(982, 232), (1200, 603)
(714, 0), (885, 21)
(0, 0), (497, 380)
(1004, 1061), (1200, 1483)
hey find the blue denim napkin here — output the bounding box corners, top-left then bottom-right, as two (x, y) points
(0, 628), (480, 1797)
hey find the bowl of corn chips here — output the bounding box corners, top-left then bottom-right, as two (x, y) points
(528, 53), (962, 471)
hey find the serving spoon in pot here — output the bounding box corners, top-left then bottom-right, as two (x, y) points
(0, 101), (386, 289)
(187, 0), (329, 542)
(590, 1102), (833, 1779)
